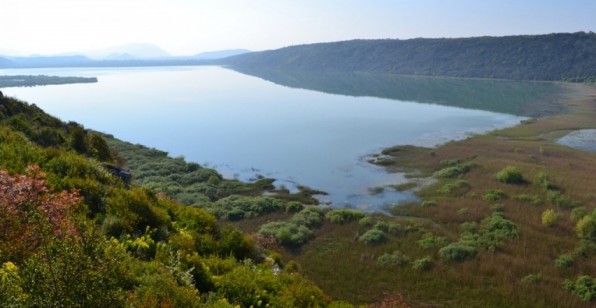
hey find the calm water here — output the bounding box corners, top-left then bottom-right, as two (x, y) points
(1, 66), (537, 210)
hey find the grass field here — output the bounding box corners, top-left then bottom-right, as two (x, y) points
(233, 82), (596, 306)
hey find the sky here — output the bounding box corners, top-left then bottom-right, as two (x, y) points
(1, 0), (595, 56)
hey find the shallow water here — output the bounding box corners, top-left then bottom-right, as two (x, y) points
(557, 129), (596, 152)
(0, 66), (535, 210)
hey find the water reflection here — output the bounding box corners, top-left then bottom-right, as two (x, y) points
(230, 67), (567, 117)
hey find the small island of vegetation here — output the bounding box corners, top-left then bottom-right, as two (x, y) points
(0, 75), (98, 88)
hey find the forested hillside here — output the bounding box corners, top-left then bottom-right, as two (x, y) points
(224, 32), (596, 82)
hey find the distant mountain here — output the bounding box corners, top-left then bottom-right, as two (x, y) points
(7, 55), (94, 68)
(0, 57), (15, 68)
(193, 49), (251, 60)
(223, 32), (596, 82)
(84, 43), (171, 60)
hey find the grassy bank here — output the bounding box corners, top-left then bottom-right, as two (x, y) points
(245, 83), (596, 306)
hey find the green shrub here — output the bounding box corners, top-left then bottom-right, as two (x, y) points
(460, 221), (478, 233)
(541, 209), (559, 227)
(437, 180), (470, 195)
(535, 172), (557, 190)
(358, 216), (374, 227)
(489, 203), (504, 212)
(513, 194), (542, 206)
(482, 189), (506, 202)
(377, 251), (410, 267)
(571, 207), (588, 222)
(372, 221), (390, 232)
(521, 274), (543, 284)
(358, 229), (387, 245)
(576, 215), (596, 239)
(475, 213), (519, 251)
(434, 162), (475, 179)
(554, 254), (574, 268)
(547, 191), (581, 209)
(412, 256), (433, 271)
(495, 166), (525, 184)
(258, 222), (313, 246)
(418, 233), (448, 249)
(291, 206), (324, 228)
(326, 209), (365, 224)
(285, 201), (304, 213)
(439, 243), (477, 262)
(562, 275), (596, 302)
(420, 200), (437, 207)
(212, 195), (285, 220)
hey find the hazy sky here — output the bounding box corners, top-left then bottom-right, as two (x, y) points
(2, 0), (595, 56)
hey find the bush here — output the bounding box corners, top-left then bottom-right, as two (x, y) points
(547, 191), (581, 209)
(513, 194), (542, 206)
(495, 166), (525, 184)
(377, 251), (410, 267)
(358, 216), (374, 227)
(571, 207), (588, 222)
(535, 172), (556, 190)
(482, 189), (506, 202)
(541, 209), (559, 227)
(412, 256), (433, 271)
(418, 233), (448, 249)
(258, 222), (313, 246)
(437, 180), (470, 195)
(434, 162), (475, 178)
(555, 254), (574, 268)
(285, 201), (304, 213)
(358, 229), (387, 245)
(521, 274), (543, 284)
(439, 243), (477, 262)
(420, 200), (437, 207)
(326, 209), (365, 224)
(576, 215), (596, 239)
(562, 275), (596, 302)
(291, 206), (324, 228)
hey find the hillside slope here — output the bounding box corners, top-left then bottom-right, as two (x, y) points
(224, 32), (596, 82)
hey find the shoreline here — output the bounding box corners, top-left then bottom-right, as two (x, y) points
(372, 82), (596, 189)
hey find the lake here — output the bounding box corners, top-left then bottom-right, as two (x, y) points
(0, 66), (564, 211)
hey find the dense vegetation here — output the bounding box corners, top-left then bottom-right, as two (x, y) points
(0, 95), (331, 306)
(224, 32), (596, 82)
(0, 75), (98, 88)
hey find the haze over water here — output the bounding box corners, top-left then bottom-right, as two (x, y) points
(0, 66), (546, 210)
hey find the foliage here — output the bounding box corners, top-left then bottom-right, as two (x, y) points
(482, 189), (506, 202)
(412, 256), (433, 271)
(547, 191), (582, 209)
(562, 275), (596, 302)
(554, 254), (574, 268)
(325, 208), (365, 224)
(521, 274), (543, 284)
(0, 166), (81, 262)
(571, 207), (588, 222)
(258, 222), (313, 246)
(541, 209), (560, 227)
(209, 195), (285, 220)
(377, 251), (410, 267)
(418, 232), (448, 249)
(576, 214), (596, 239)
(495, 166), (525, 184)
(359, 229), (387, 245)
(291, 206), (324, 227)
(513, 194), (542, 206)
(434, 162), (475, 178)
(225, 32), (596, 82)
(439, 243), (477, 262)
(437, 180), (470, 195)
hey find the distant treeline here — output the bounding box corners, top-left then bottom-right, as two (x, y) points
(223, 32), (596, 82)
(0, 75), (97, 88)
(0, 55), (212, 69)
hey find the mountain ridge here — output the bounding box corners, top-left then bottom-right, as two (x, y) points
(223, 32), (596, 82)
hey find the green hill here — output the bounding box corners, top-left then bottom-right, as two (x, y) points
(224, 32), (596, 82)
(0, 95), (329, 307)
